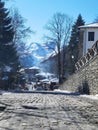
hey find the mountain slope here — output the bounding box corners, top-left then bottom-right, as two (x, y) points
(19, 42), (56, 67)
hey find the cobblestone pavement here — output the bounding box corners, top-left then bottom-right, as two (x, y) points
(0, 92), (98, 130)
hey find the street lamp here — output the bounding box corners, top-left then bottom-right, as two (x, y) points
(71, 55), (74, 59)
(71, 55), (75, 73)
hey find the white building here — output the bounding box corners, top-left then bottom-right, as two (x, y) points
(79, 23), (98, 55)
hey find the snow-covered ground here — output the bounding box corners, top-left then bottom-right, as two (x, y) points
(0, 90), (98, 129)
(80, 94), (98, 100)
(54, 89), (98, 100)
(1, 88), (98, 101)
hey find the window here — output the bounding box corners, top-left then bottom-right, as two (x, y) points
(88, 32), (94, 41)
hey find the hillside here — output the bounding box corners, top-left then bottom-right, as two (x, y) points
(19, 42), (56, 68)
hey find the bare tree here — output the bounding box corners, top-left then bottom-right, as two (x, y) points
(10, 8), (33, 45)
(62, 16), (73, 79)
(1, 0), (15, 3)
(45, 12), (72, 83)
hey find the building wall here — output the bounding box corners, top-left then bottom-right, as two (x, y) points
(83, 28), (98, 54)
(61, 55), (98, 95)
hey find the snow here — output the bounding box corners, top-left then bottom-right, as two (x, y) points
(0, 87), (98, 101)
(80, 94), (98, 100)
(35, 72), (58, 81)
(79, 22), (98, 28)
(33, 53), (44, 60)
(53, 89), (71, 94)
(18, 42), (57, 67)
(41, 51), (56, 62)
(54, 89), (98, 100)
(26, 84), (33, 91)
(35, 72), (46, 76)
(26, 42), (39, 52)
(29, 66), (40, 70)
(19, 68), (25, 72)
(50, 78), (59, 83)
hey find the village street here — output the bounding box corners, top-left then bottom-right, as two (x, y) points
(0, 91), (98, 130)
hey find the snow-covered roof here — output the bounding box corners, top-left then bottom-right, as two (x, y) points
(35, 72), (47, 77)
(35, 72), (55, 77)
(79, 23), (98, 29)
(29, 66), (40, 70)
(19, 68), (25, 72)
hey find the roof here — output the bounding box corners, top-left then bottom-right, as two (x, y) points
(28, 66), (40, 70)
(79, 23), (98, 29)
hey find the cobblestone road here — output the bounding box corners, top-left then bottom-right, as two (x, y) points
(0, 91), (98, 130)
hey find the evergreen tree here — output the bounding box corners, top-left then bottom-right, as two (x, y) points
(0, 0), (20, 89)
(68, 14), (85, 74)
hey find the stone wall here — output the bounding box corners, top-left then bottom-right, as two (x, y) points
(61, 55), (98, 95)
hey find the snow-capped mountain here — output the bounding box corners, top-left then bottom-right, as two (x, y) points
(19, 42), (56, 68)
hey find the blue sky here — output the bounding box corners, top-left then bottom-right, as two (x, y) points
(7, 0), (98, 43)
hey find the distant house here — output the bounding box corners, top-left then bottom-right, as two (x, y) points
(25, 66), (40, 82)
(79, 23), (98, 55)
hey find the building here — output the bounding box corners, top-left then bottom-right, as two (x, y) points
(25, 66), (40, 82)
(79, 23), (98, 55)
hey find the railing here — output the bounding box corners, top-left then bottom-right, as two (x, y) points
(75, 40), (98, 71)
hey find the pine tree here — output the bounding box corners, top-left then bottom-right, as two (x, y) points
(0, 0), (20, 89)
(68, 14), (85, 74)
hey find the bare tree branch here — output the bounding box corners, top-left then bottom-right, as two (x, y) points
(44, 12), (73, 83)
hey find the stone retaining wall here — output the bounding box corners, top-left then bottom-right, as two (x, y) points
(61, 55), (98, 95)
